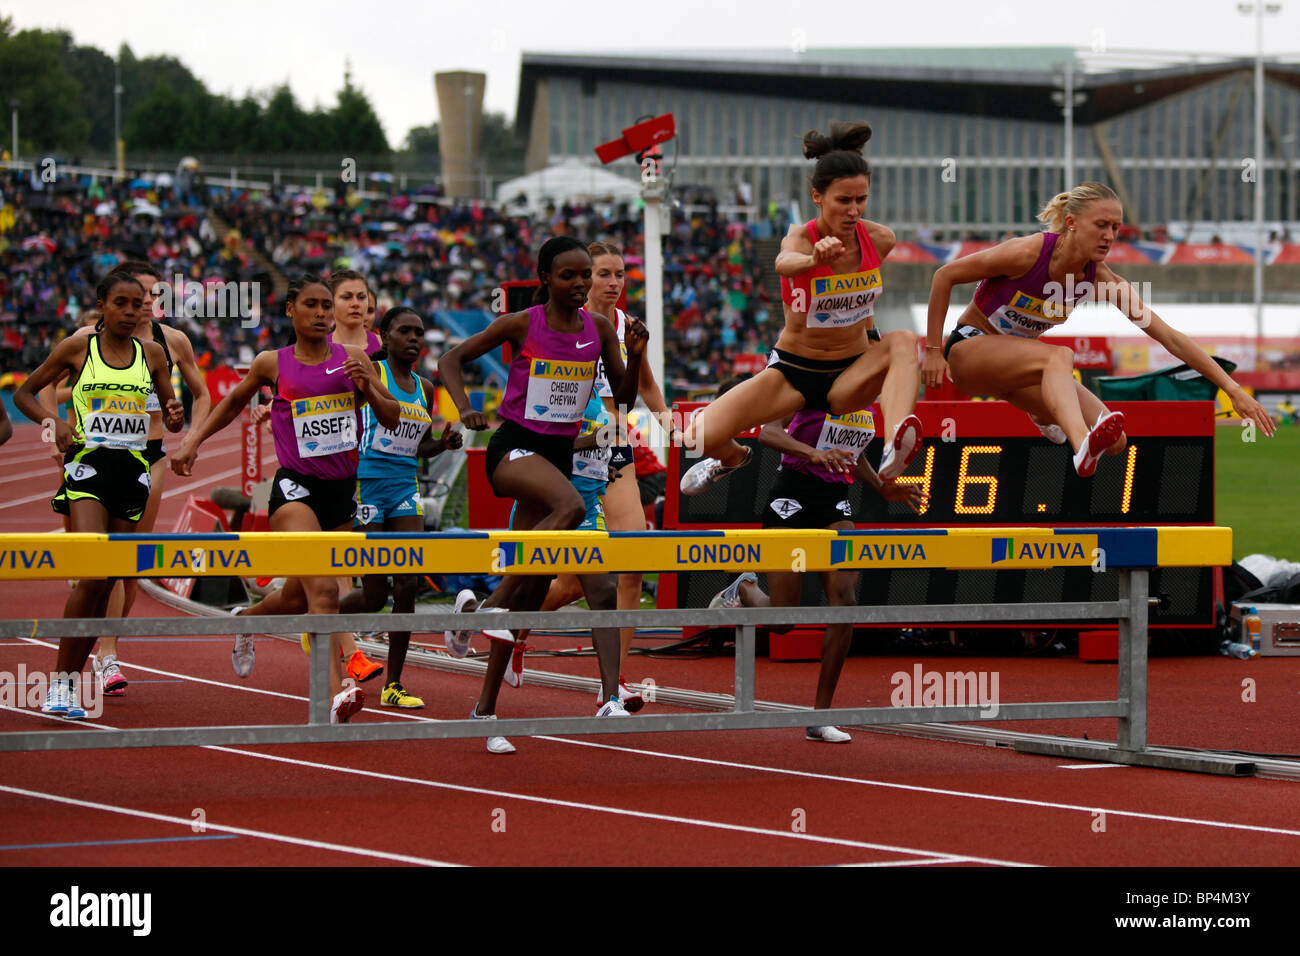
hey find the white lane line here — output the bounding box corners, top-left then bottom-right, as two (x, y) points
(15, 639), (1300, 843)
(0, 781), (457, 867)
(0, 435), (246, 486)
(0, 702), (1025, 866)
(1058, 763), (1131, 770)
(836, 857), (962, 867)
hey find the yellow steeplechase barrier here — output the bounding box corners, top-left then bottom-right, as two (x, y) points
(0, 527), (1253, 776)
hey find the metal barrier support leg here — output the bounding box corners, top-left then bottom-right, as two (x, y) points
(1117, 569), (1148, 753)
(308, 632), (330, 725)
(734, 625), (755, 713)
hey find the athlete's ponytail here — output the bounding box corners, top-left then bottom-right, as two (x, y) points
(803, 121), (873, 194)
(533, 236), (590, 304)
(1037, 182), (1120, 233)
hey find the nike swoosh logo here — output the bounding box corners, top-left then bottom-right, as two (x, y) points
(325, 365), (347, 374)
(576, 341), (595, 349)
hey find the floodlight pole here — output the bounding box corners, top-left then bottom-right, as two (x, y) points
(1240, 1), (1283, 344)
(642, 160), (666, 461)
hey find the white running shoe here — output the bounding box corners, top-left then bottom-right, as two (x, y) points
(878, 414), (923, 480)
(618, 679), (644, 713)
(596, 697), (630, 717)
(679, 446), (752, 496)
(330, 685), (365, 724)
(805, 725), (851, 743)
(710, 571), (758, 610)
(471, 708), (516, 754)
(1073, 411), (1125, 478)
(1030, 417), (1068, 444)
(230, 606), (255, 678)
(503, 641), (526, 688)
(444, 589), (477, 657)
(476, 606), (515, 644)
(41, 680), (86, 720)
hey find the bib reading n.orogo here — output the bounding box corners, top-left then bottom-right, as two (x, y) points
(816, 408), (876, 457)
(371, 400), (432, 457)
(525, 359), (595, 424)
(808, 268), (882, 329)
(292, 392), (357, 458)
(82, 393), (149, 451)
(986, 291), (1068, 338)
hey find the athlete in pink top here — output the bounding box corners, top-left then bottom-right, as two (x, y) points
(681, 121), (922, 496)
(923, 182), (1275, 476)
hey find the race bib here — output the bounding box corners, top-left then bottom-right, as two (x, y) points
(807, 268), (882, 328)
(279, 477), (309, 501)
(64, 461), (97, 482)
(356, 503), (379, 525)
(815, 409), (876, 459)
(83, 394), (149, 451)
(524, 359), (595, 424)
(370, 400), (432, 457)
(292, 392), (357, 458)
(145, 390), (161, 413)
(986, 291), (1067, 338)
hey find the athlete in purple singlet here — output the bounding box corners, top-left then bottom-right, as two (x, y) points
(438, 236), (647, 753)
(172, 275), (400, 724)
(924, 182), (1275, 476)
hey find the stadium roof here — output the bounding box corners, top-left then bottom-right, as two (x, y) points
(517, 47), (1300, 130)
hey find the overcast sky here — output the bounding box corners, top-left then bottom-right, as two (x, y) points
(10, 0), (1296, 148)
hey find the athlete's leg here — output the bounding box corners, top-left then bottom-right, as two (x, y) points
(948, 336), (1091, 450)
(270, 503), (350, 697)
(600, 461), (647, 676)
(681, 367), (805, 465)
(827, 330), (918, 438)
(813, 566), (860, 711)
(577, 572), (620, 705)
(1001, 381), (1127, 454)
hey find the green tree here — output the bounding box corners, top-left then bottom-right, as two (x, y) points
(331, 71), (389, 156)
(123, 79), (186, 152)
(0, 25), (89, 151)
(62, 40), (116, 152)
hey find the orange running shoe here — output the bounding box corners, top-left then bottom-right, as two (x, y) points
(346, 650), (384, 683)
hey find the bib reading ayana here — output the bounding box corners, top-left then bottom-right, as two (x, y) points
(525, 359), (595, 424)
(293, 392), (357, 458)
(808, 268), (882, 328)
(816, 409), (876, 457)
(83, 393), (149, 451)
(371, 400), (432, 457)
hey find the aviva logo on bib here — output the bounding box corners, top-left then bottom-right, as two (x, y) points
(812, 269), (881, 296)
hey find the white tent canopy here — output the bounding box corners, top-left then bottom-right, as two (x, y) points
(496, 160), (640, 212)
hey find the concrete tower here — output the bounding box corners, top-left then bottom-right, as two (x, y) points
(434, 71), (486, 200)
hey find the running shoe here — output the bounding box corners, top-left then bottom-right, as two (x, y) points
(710, 571), (758, 610)
(504, 641), (527, 688)
(618, 677), (644, 713)
(596, 697), (630, 717)
(1073, 411), (1125, 478)
(878, 414), (923, 480)
(94, 655), (128, 696)
(679, 446), (753, 496)
(380, 681), (424, 709)
(1030, 416), (1068, 444)
(231, 607), (255, 679)
(470, 707), (516, 754)
(444, 589), (478, 657)
(329, 685), (365, 724)
(805, 725), (851, 743)
(41, 680), (86, 720)
(346, 650), (383, 684)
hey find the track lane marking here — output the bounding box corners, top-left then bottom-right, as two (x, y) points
(11, 641), (1300, 844)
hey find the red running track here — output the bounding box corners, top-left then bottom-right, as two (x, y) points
(2, 422), (1299, 867)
